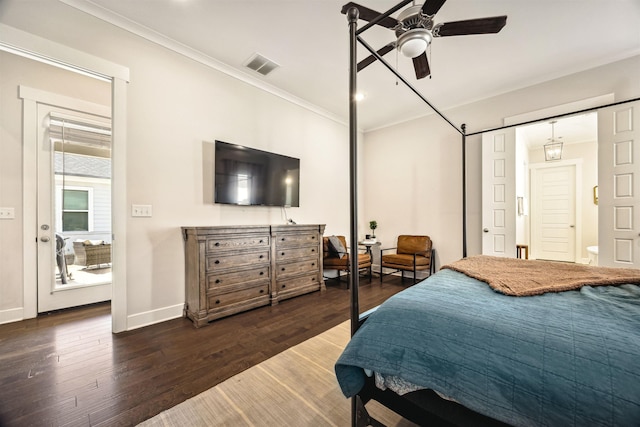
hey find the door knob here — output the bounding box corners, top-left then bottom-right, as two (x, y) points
(40, 236), (50, 242)
(483, 228), (489, 233)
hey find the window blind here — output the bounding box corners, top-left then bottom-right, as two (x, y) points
(49, 113), (111, 149)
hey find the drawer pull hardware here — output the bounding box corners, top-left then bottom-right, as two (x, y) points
(282, 284), (286, 288)
(281, 237), (285, 241)
(281, 252), (285, 256)
(215, 260), (220, 264)
(215, 279), (221, 284)
(311, 263), (315, 266)
(260, 289), (264, 293)
(312, 249), (315, 252)
(259, 271), (264, 275)
(259, 255), (264, 259)
(215, 299), (220, 304)
(281, 267), (286, 271)
(259, 239), (264, 243)
(215, 242), (220, 246)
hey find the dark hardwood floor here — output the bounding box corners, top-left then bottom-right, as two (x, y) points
(0, 277), (408, 427)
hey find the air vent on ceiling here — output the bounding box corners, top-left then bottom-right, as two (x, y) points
(244, 53), (280, 76)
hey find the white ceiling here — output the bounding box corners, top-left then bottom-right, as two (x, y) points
(63, 0), (640, 132)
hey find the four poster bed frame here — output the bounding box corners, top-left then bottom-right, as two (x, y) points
(342, 2), (640, 426)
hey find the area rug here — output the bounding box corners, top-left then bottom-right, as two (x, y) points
(138, 321), (414, 426)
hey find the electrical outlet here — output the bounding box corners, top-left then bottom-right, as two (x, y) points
(0, 207), (15, 219)
(131, 204), (152, 217)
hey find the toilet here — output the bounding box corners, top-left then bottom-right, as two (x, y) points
(587, 246), (598, 266)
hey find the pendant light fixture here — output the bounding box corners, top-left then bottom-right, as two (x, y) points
(544, 120), (563, 161)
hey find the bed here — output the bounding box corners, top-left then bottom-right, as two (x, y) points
(340, 1), (640, 425)
(335, 256), (640, 425)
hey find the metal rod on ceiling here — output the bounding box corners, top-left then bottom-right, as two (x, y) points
(356, 35), (462, 135)
(464, 97), (640, 136)
(355, 0), (413, 35)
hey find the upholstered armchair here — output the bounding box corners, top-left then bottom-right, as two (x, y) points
(323, 235), (372, 287)
(380, 235), (435, 284)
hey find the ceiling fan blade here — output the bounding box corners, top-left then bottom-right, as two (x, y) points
(435, 15), (507, 37)
(413, 53), (431, 79)
(357, 42), (395, 72)
(420, 0), (447, 16)
(340, 2), (399, 29)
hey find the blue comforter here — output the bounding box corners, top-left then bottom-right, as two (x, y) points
(335, 269), (640, 426)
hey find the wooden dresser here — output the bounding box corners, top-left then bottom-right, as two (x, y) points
(182, 224), (325, 327)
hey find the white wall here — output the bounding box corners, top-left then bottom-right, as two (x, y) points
(2, 0), (639, 328)
(0, 2), (351, 328)
(362, 54), (640, 269)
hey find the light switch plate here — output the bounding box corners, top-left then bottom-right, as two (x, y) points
(132, 204), (152, 217)
(0, 207), (15, 219)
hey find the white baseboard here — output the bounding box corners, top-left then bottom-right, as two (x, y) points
(127, 303), (184, 331)
(0, 307), (25, 325)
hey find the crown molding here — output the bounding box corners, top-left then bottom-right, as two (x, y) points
(59, 0), (346, 126)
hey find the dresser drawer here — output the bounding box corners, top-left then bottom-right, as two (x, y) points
(276, 258), (320, 279)
(206, 250), (269, 270)
(275, 273), (320, 295)
(275, 232), (319, 248)
(207, 283), (269, 310)
(275, 246), (319, 262)
(207, 265), (270, 289)
(206, 235), (270, 253)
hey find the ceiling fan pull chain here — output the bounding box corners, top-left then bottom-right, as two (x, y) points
(429, 44), (432, 79)
(395, 49), (399, 86)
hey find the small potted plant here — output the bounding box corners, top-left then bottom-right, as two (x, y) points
(369, 220), (377, 241)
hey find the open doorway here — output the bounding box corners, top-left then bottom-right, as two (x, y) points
(38, 106), (113, 312)
(516, 113), (598, 263)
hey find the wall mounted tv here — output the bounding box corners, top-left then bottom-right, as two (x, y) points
(214, 140), (300, 207)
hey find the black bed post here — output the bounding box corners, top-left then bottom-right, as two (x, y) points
(462, 123), (467, 258)
(347, 7), (360, 427)
(347, 6), (360, 340)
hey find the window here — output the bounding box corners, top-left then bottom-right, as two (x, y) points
(59, 187), (92, 232)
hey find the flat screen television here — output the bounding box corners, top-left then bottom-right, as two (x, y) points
(214, 140), (300, 207)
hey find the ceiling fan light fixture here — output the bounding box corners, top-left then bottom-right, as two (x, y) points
(397, 28), (432, 58)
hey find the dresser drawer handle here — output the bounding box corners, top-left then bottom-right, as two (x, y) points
(260, 289), (264, 294)
(215, 299), (220, 304)
(214, 260), (220, 264)
(215, 279), (221, 284)
(281, 237), (286, 241)
(311, 236), (315, 239)
(281, 252), (285, 256)
(214, 242), (220, 247)
(259, 255), (264, 259)
(281, 267), (286, 271)
(281, 284), (286, 289)
(311, 263), (315, 267)
(259, 271), (264, 276)
(311, 248), (315, 252)
(259, 239), (264, 243)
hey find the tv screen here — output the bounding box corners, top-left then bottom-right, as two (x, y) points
(214, 140), (300, 207)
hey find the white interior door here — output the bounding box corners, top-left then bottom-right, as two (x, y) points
(531, 164), (577, 262)
(598, 101), (640, 268)
(36, 103), (112, 313)
(482, 129), (516, 257)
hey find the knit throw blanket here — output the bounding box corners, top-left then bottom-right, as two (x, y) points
(442, 255), (640, 296)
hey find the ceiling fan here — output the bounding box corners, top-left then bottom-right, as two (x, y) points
(341, 0), (507, 79)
